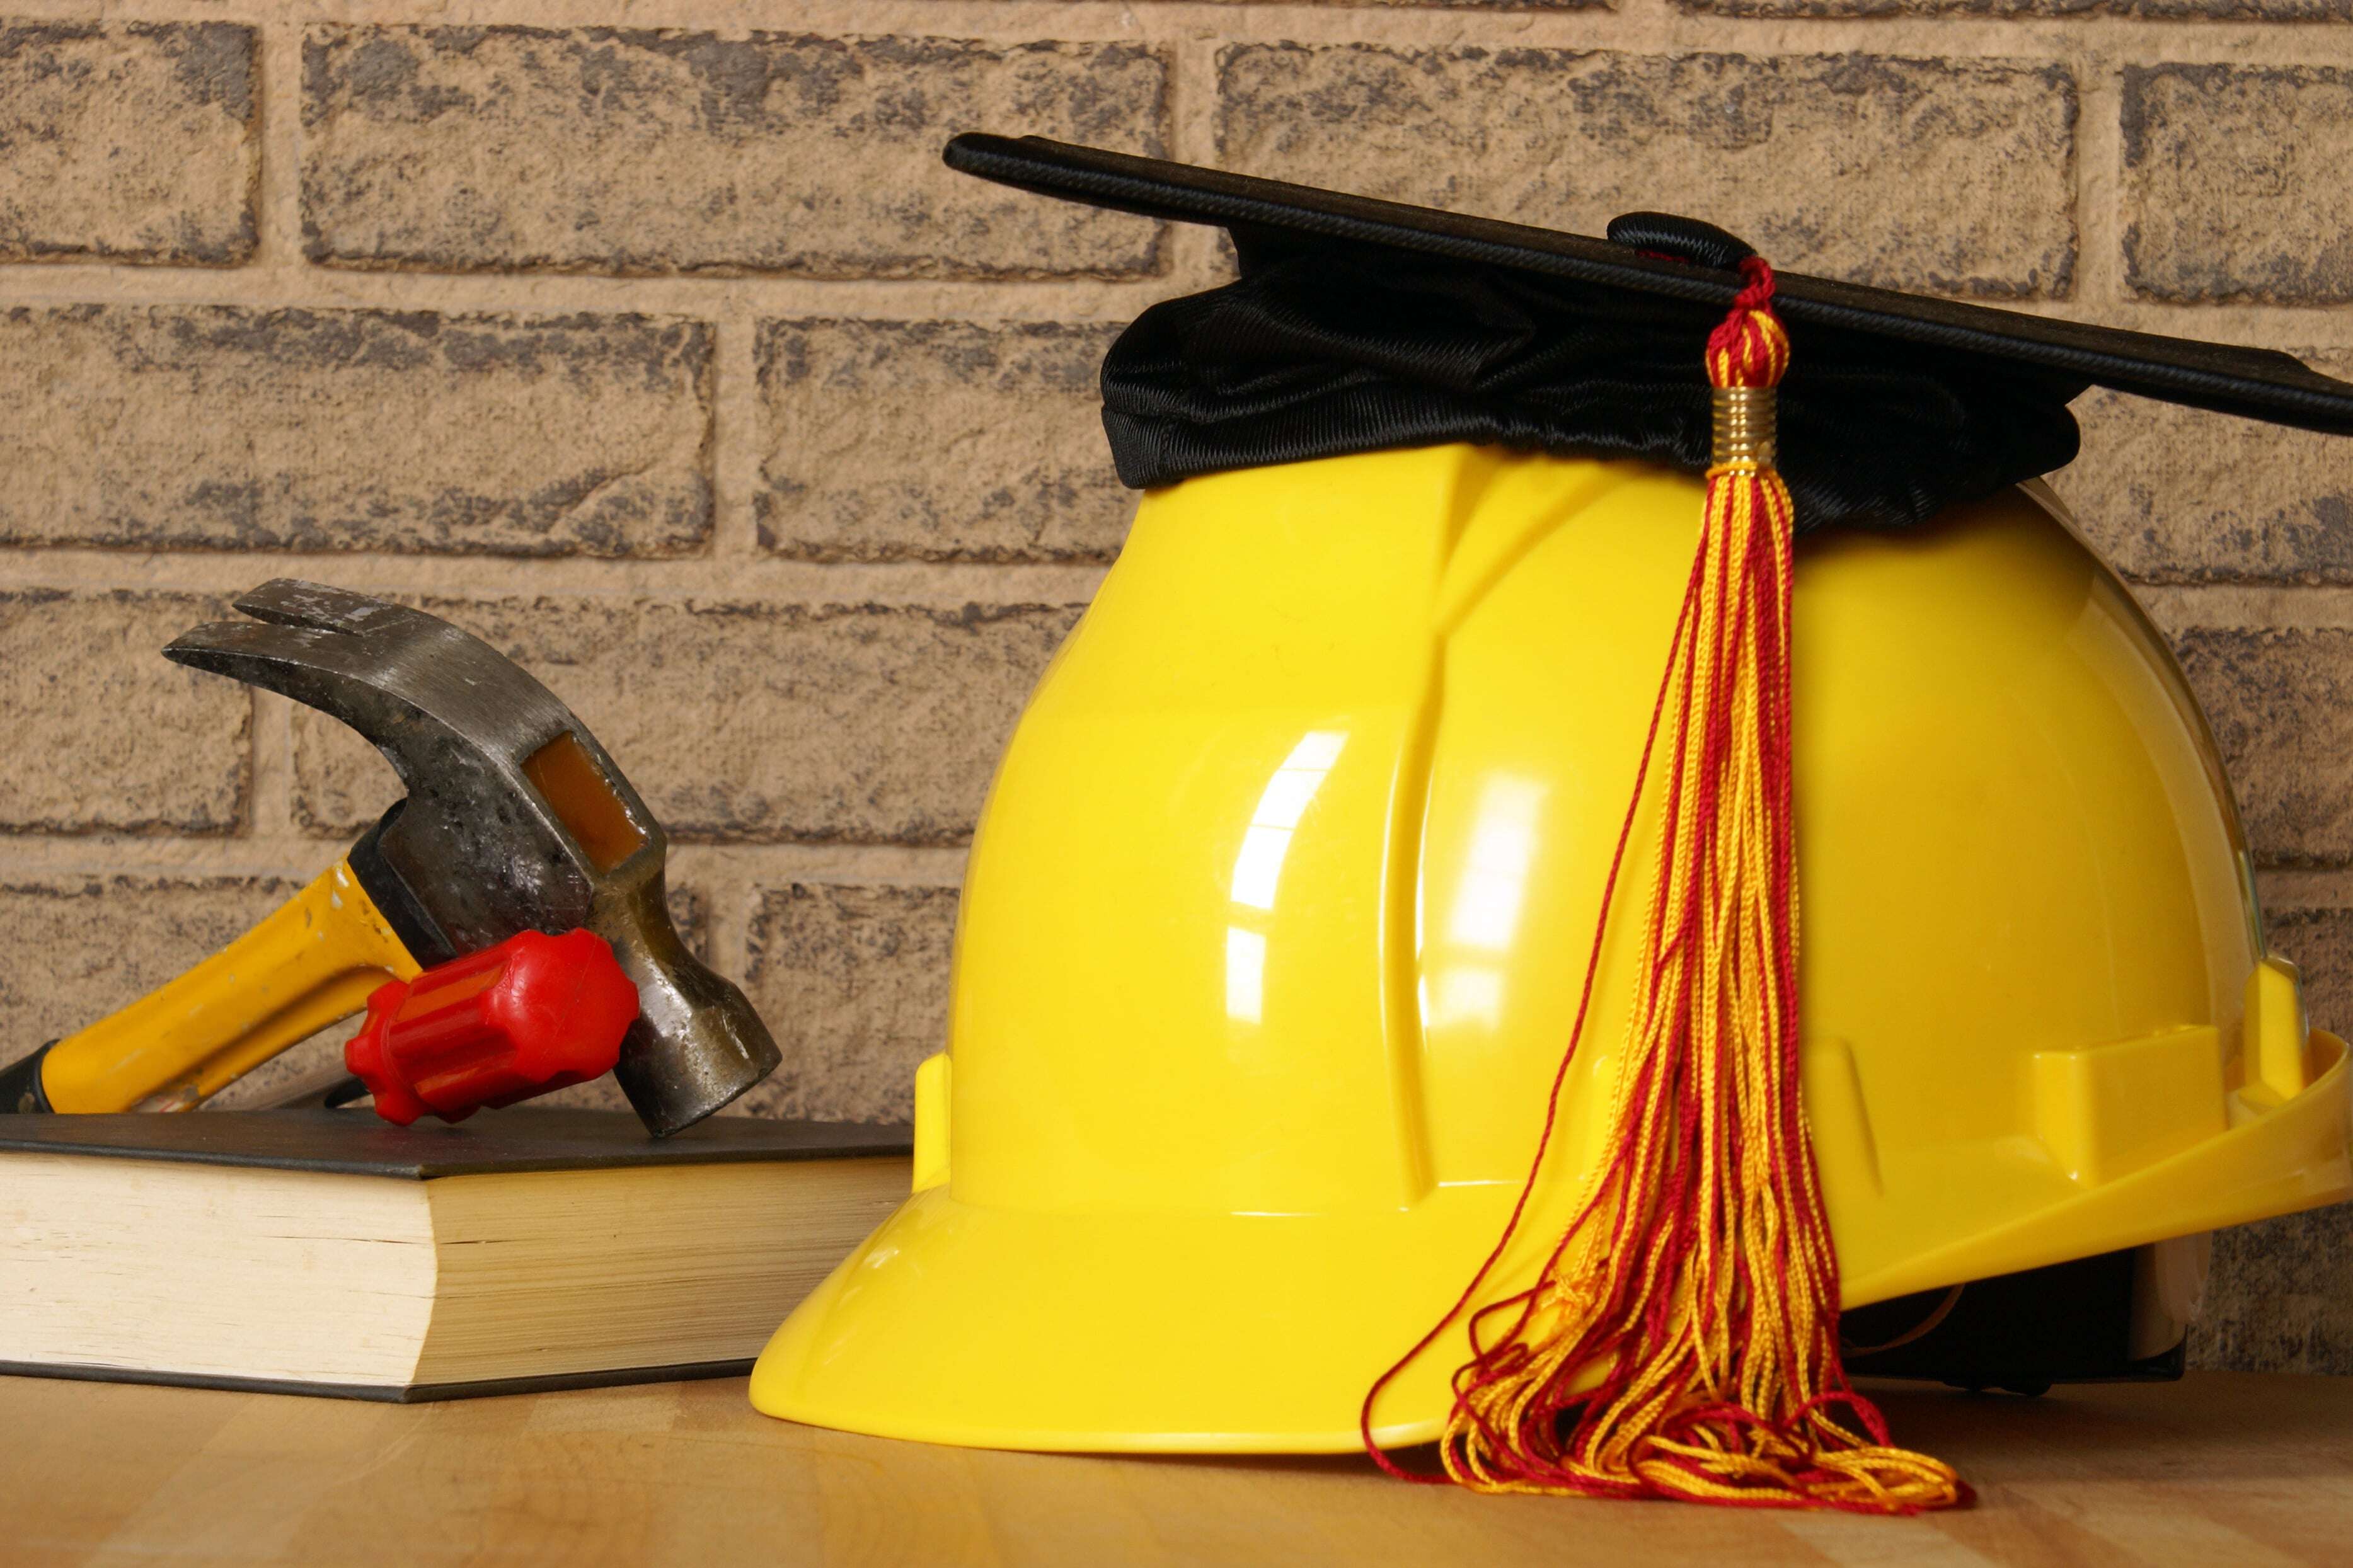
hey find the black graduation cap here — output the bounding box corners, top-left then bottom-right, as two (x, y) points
(945, 134), (2353, 534)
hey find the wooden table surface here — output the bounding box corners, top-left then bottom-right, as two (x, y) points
(3, 1371), (2348, 1566)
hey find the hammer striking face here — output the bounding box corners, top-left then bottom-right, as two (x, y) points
(146, 581), (780, 1136)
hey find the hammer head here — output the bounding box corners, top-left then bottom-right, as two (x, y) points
(166, 581), (780, 1136)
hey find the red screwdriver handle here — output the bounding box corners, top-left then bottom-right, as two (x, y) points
(345, 929), (640, 1126)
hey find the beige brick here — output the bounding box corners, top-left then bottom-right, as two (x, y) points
(294, 599), (1079, 844)
(2052, 351), (2353, 583)
(2233, 908), (2353, 1366)
(2265, 907), (2353, 1034)
(2224, 903), (2353, 1372)
(1217, 47), (2076, 297)
(2173, 629), (2353, 867)
(2197, 1205), (2353, 1375)
(302, 29), (1167, 277)
(0, 23), (255, 265)
(757, 319), (1128, 563)
(0, 307), (710, 556)
(0, 591), (247, 835)
(2124, 66), (2353, 304)
(0, 877), (290, 1070)
(735, 883), (956, 1122)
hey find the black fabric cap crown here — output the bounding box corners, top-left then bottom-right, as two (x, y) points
(945, 135), (2353, 534)
(1106, 234), (2080, 533)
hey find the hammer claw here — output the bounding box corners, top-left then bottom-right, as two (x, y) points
(229, 579), (441, 642)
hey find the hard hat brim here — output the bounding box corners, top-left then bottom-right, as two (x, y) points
(754, 1031), (2353, 1453)
(749, 1179), (1530, 1453)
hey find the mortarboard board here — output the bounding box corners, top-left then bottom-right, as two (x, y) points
(945, 132), (2353, 534)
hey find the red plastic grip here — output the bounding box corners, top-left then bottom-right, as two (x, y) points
(345, 929), (640, 1127)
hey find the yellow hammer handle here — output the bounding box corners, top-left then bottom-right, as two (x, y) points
(41, 858), (423, 1113)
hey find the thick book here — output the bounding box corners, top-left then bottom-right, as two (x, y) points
(0, 1109), (909, 1401)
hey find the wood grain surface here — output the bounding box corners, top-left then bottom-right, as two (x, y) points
(3, 1371), (2347, 1566)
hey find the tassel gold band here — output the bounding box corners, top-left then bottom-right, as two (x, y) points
(1712, 385), (1778, 466)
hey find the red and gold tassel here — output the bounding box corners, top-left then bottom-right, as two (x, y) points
(1365, 258), (1965, 1513)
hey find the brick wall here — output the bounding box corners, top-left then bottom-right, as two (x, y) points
(1, 1), (2349, 1370)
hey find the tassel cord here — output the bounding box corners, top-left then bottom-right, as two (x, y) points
(1363, 258), (1966, 1514)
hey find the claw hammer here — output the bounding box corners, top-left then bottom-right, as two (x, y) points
(0, 581), (780, 1136)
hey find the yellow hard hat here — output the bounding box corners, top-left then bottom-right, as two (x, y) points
(753, 447), (2350, 1451)
(753, 139), (2353, 1461)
